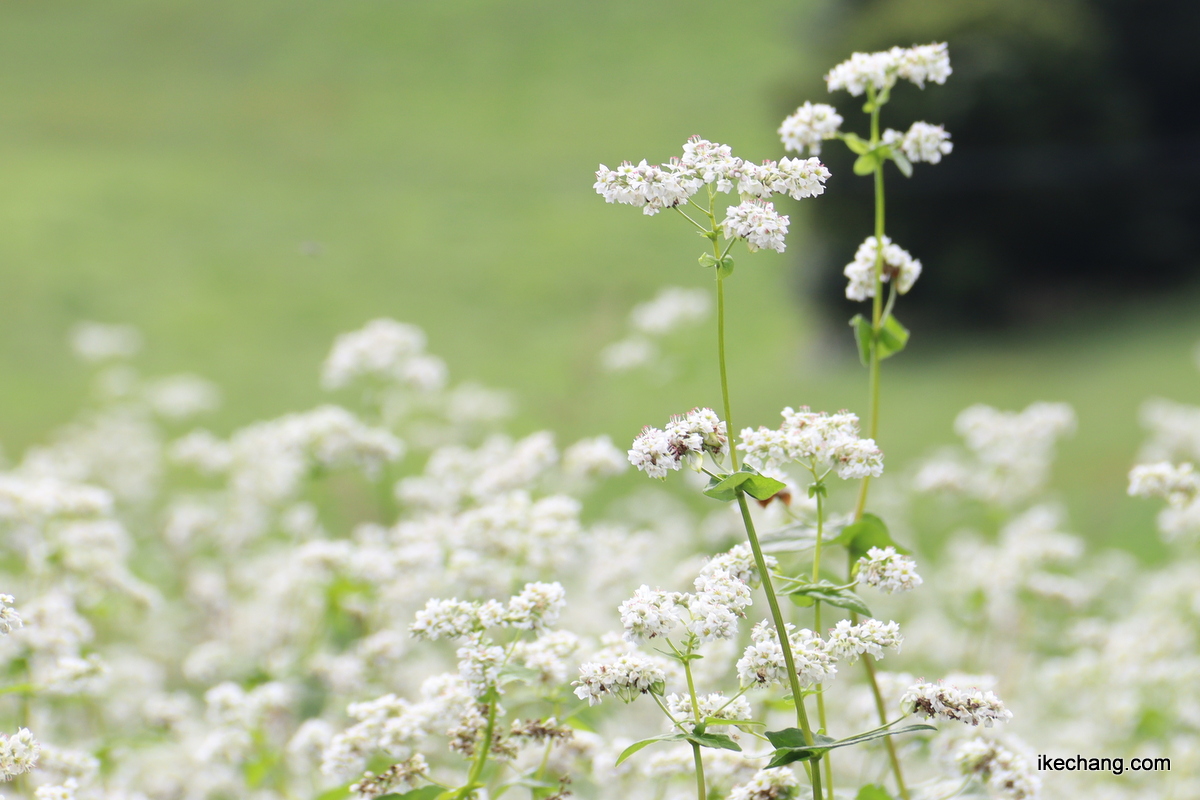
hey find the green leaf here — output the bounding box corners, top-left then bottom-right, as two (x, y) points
(830, 513), (910, 564)
(852, 152), (881, 176)
(807, 482), (827, 499)
(497, 663), (542, 686)
(687, 732), (742, 752)
(703, 717), (765, 727)
(842, 133), (871, 155)
(703, 465), (784, 503)
(850, 314), (872, 366)
(764, 723), (934, 769)
(877, 315), (909, 361)
(315, 782), (355, 800)
(699, 253), (719, 268)
(764, 727), (811, 749)
(718, 256), (735, 279)
(856, 785), (894, 800)
(890, 149), (913, 178)
(615, 734), (678, 766)
(375, 789), (446, 800)
(788, 581), (873, 616)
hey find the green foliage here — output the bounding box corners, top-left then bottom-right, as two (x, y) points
(855, 786), (894, 800)
(615, 730), (742, 766)
(788, 580), (872, 616)
(764, 722), (936, 768)
(703, 465), (786, 502)
(830, 513), (910, 565)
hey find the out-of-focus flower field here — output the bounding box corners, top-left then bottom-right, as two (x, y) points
(1, 2), (1198, 800)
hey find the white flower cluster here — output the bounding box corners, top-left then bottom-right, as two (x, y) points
(618, 569), (752, 645)
(701, 543), (774, 588)
(738, 407), (883, 479)
(573, 651), (667, 706)
(0, 595), (21, 635)
(736, 621), (836, 688)
(1128, 461), (1200, 541)
(69, 322), (142, 363)
(411, 582), (567, 640)
(601, 287), (711, 373)
(594, 135), (829, 223)
(778, 102), (843, 156)
(665, 692), (752, 731)
(824, 618), (903, 664)
(629, 408), (728, 478)
(727, 766), (799, 800)
(322, 318), (448, 393)
(843, 235), (922, 302)
(953, 737), (1041, 800)
(825, 43), (951, 96)
(915, 402), (1076, 505)
(721, 200), (790, 254)
(350, 755), (430, 800)
(0, 727), (40, 779)
(856, 546), (923, 593)
(902, 681), (1013, 727)
(883, 121), (953, 165)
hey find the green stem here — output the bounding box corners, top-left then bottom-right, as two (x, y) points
(812, 487), (834, 800)
(711, 202), (820, 800)
(683, 651), (707, 800)
(691, 743), (707, 800)
(461, 699), (499, 799)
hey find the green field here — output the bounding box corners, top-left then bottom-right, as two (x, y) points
(1, 0), (1193, 558)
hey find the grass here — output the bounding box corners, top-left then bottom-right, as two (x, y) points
(0, 0), (1193, 560)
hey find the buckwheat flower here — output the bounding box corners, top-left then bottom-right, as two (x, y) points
(593, 159), (699, 215)
(321, 319), (442, 392)
(69, 322), (142, 363)
(779, 102), (843, 156)
(457, 643), (506, 696)
(689, 568), (753, 640)
(476, 599), (507, 629)
(680, 407), (729, 458)
(680, 136), (742, 193)
(721, 200), (789, 253)
(843, 235), (922, 302)
(506, 582), (566, 631)
(901, 681), (1013, 727)
(824, 619), (903, 664)
(737, 621), (835, 688)
(884, 122), (953, 165)
(563, 435), (627, 481)
(666, 693), (752, 731)
(350, 755), (429, 799)
(601, 336), (656, 372)
(833, 437), (884, 479)
(701, 543), (776, 588)
(825, 50), (900, 96)
(619, 586), (684, 643)
(954, 737), (1040, 800)
(629, 426), (683, 478)
(728, 767), (799, 800)
(0, 727), (40, 779)
(630, 287), (711, 336)
(896, 42), (952, 89)
(144, 374), (221, 420)
(0, 596), (21, 636)
(410, 599), (479, 640)
(514, 631), (580, 685)
(857, 547), (923, 593)
(34, 779), (77, 800)
(573, 652), (666, 706)
(1128, 462), (1199, 506)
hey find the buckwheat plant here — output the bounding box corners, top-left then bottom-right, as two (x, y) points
(588, 43), (1011, 800)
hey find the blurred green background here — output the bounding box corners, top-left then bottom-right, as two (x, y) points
(2, 0), (1196, 558)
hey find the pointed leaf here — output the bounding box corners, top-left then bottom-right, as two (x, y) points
(789, 581), (872, 616)
(856, 786), (894, 800)
(764, 727), (810, 749)
(718, 256), (735, 279)
(877, 315), (909, 361)
(615, 734), (682, 766)
(842, 133), (871, 155)
(890, 150), (913, 178)
(687, 732), (742, 752)
(743, 473), (786, 502)
(376, 789), (446, 800)
(852, 153), (881, 176)
(699, 253), (720, 268)
(830, 513), (910, 564)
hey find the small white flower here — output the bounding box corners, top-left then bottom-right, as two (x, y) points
(619, 586), (683, 643)
(411, 599), (479, 640)
(779, 102), (843, 156)
(857, 547), (923, 593)
(901, 681), (1012, 727)
(721, 200), (789, 253)
(728, 767), (799, 800)
(843, 235), (922, 302)
(883, 121), (953, 165)
(824, 619), (903, 664)
(0, 727), (40, 779)
(573, 652), (666, 706)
